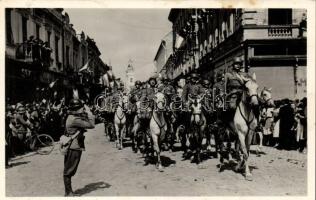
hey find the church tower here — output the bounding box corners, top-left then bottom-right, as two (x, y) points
(125, 59), (135, 93)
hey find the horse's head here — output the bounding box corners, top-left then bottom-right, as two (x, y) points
(121, 94), (130, 110)
(189, 94), (205, 126)
(242, 73), (259, 106)
(260, 87), (275, 107)
(190, 94), (205, 115)
(154, 92), (167, 111)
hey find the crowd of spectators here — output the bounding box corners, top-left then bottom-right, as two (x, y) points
(257, 97), (307, 153)
(5, 93), (66, 168)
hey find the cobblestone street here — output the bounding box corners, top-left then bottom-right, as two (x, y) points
(6, 123), (307, 196)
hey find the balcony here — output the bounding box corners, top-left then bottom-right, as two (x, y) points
(243, 25), (301, 40)
(15, 42), (53, 68)
(268, 26), (292, 37)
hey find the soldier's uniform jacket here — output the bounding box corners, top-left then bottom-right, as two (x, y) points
(158, 83), (176, 107)
(136, 86), (155, 119)
(182, 82), (205, 102)
(213, 80), (225, 95)
(111, 92), (121, 111)
(66, 108), (95, 151)
(104, 95), (112, 112)
(225, 70), (246, 94)
(129, 88), (142, 103)
(140, 87), (156, 102)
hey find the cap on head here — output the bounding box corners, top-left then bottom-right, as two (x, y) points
(190, 73), (200, 82)
(202, 79), (210, 86)
(135, 80), (141, 86)
(233, 57), (243, 65)
(69, 99), (84, 111)
(17, 105), (26, 113)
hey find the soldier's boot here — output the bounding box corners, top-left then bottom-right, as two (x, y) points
(224, 93), (238, 121)
(64, 176), (74, 196)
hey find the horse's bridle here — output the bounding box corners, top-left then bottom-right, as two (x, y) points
(115, 105), (126, 124)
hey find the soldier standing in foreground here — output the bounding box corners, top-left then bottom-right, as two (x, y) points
(63, 99), (95, 197)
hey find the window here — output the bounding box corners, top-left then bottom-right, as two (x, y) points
(55, 36), (59, 62)
(130, 77), (133, 83)
(22, 16), (28, 42)
(36, 24), (40, 39)
(47, 31), (51, 47)
(6, 9), (13, 44)
(66, 46), (70, 68)
(268, 9), (292, 25)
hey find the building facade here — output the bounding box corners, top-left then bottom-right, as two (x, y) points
(168, 9), (307, 99)
(153, 31), (173, 79)
(5, 8), (108, 103)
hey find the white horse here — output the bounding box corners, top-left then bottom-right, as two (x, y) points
(229, 73), (259, 181)
(114, 93), (128, 150)
(150, 92), (168, 172)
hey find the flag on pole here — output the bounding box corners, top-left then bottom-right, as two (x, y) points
(49, 79), (58, 88)
(79, 60), (89, 72)
(175, 33), (185, 49)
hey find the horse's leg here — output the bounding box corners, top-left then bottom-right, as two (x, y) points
(119, 125), (125, 150)
(169, 123), (175, 152)
(152, 133), (163, 171)
(133, 122), (140, 153)
(195, 128), (202, 164)
(175, 125), (180, 143)
(114, 123), (119, 149)
(244, 130), (255, 180)
(236, 132), (252, 180)
(257, 131), (263, 154)
(217, 128), (226, 171)
(212, 127), (219, 159)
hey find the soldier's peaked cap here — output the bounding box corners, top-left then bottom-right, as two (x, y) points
(233, 57), (243, 64)
(191, 73), (199, 79)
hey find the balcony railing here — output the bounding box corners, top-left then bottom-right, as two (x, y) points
(15, 42), (53, 68)
(268, 26), (292, 37)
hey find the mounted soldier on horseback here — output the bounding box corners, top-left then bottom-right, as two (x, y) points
(181, 72), (207, 164)
(215, 56), (259, 180)
(132, 78), (156, 161)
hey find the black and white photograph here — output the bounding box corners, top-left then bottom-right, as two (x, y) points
(3, 1), (315, 198)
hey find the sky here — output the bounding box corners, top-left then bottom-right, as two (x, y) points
(65, 9), (172, 81)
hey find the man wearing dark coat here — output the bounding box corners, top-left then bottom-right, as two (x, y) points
(63, 99), (95, 196)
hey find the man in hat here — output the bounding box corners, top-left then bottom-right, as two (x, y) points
(129, 80), (142, 106)
(182, 72), (205, 106)
(201, 79), (211, 94)
(224, 57), (247, 111)
(142, 77), (157, 103)
(63, 99), (95, 196)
